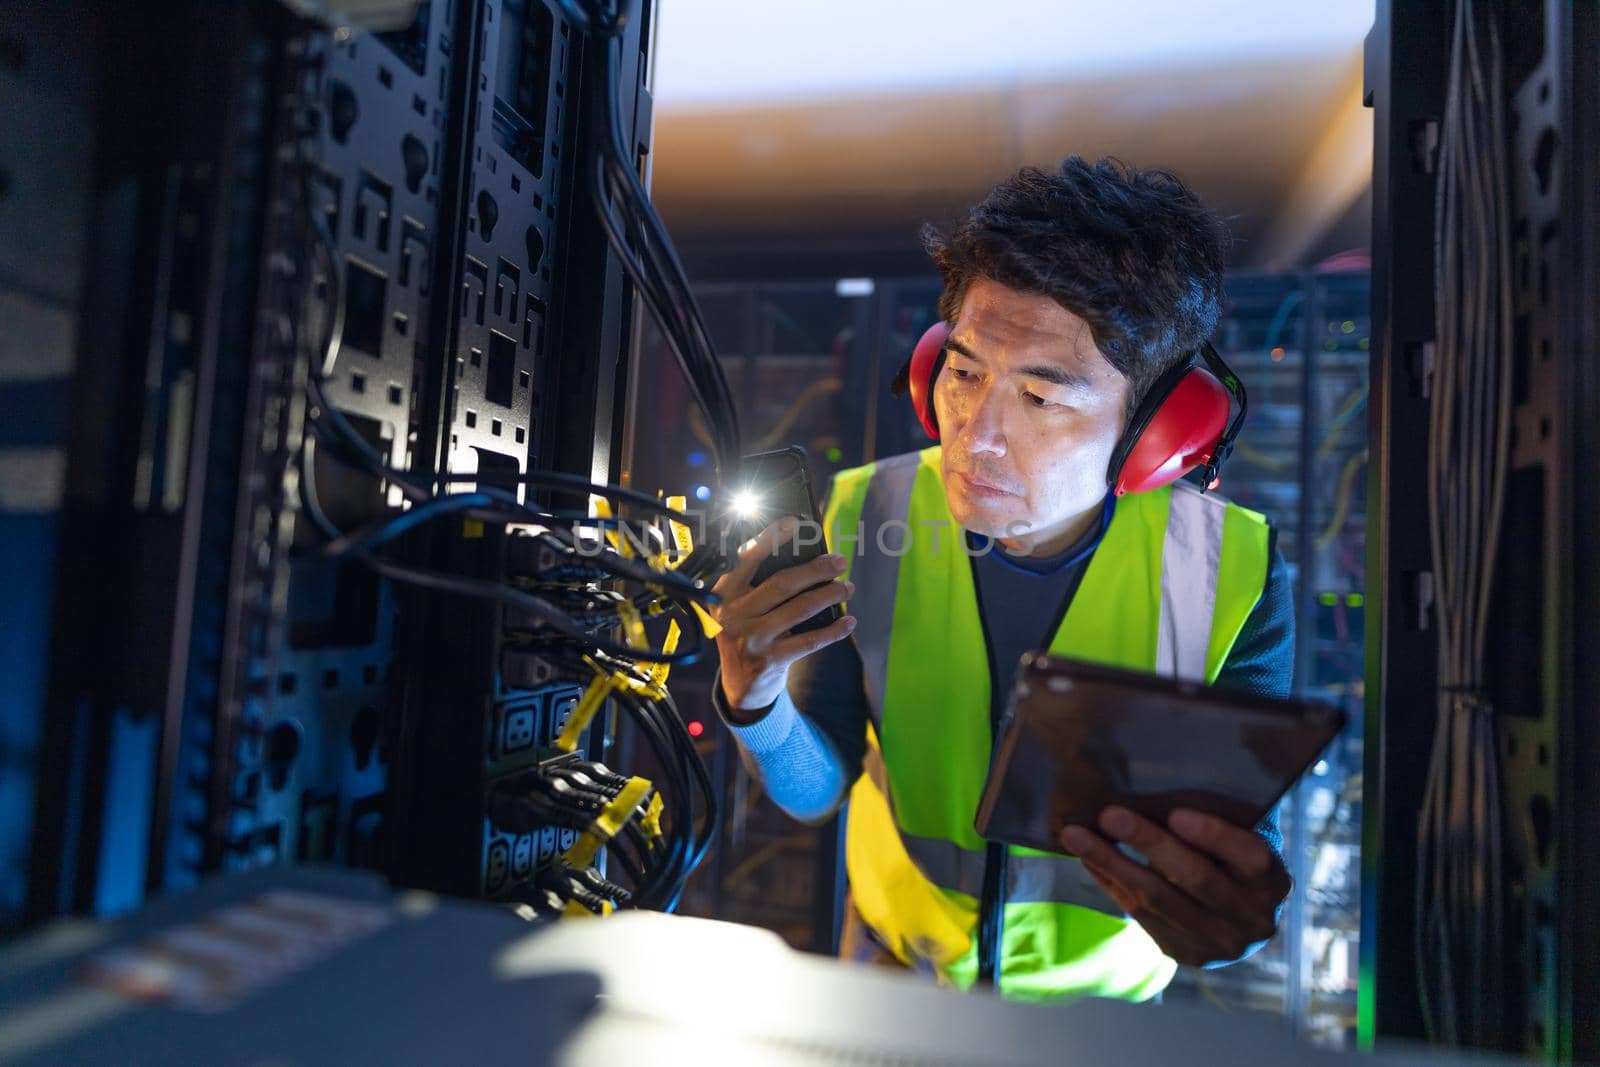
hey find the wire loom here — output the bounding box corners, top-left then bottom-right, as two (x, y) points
(1415, 0), (1515, 1045)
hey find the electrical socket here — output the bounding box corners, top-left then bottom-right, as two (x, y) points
(502, 705), (536, 754)
(486, 839), (510, 892)
(512, 833), (533, 876)
(538, 826), (559, 861)
(550, 696), (577, 737)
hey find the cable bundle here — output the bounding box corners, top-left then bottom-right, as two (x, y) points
(488, 665), (718, 914)
(1415, 0), (1514, 1045)
(491, 755), (653, 914)
(608, 683), (718, 910)
(558, 0), (742, 476)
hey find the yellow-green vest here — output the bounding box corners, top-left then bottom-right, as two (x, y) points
(823, 446), (1271, 1003)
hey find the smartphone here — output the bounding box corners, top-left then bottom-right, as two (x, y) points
(730, 446), (841, 634)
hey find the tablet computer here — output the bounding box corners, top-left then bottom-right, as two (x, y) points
(974, 652), (1347, 856)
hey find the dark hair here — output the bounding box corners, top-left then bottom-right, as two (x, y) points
(923, 156), (1231, 415)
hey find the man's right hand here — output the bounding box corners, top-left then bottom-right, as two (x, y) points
(711, 515), (856, 719)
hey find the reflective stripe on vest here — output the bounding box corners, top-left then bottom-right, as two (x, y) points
(825, 446), (1270, 1002)
(862, 744), (1123, 913)
(1158, 481), (1226, 681)
(851, 454), (920, 718)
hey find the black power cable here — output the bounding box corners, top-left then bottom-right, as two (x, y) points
(562, 0), (742, 477)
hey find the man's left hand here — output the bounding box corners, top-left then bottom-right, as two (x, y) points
(1060, 807), (1290, 968)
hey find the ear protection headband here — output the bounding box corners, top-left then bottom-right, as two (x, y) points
(891, 321), (1248, 496)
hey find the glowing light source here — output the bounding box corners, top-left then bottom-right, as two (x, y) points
(731, 489), (763, 518)
(825, 446), (843, 463)
(1271, 346), (1286, 362)
(688, 450), (707, 467)
(694, 484), (712, 501)
(687, 720), (705, 738)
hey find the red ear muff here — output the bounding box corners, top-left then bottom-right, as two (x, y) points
(897, 325), (1245, 492)
(1107, 344), (1247, 496)
(906, 321), (950, 439)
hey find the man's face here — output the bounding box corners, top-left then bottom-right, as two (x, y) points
(934, 279), (1131, 551)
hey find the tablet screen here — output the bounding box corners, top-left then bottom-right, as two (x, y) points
(975, 653), (1346, 856)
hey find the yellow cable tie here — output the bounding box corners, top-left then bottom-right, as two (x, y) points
(590, 496), (623, 552)
(556, 672), (617, 753)
(616, 598), (648, 650)
(617, 672), (664, 701)
(556, 777), (652, 869)
(639, 792), (665, 841)
(663, 494), (695, 569)
(645, 497), (676, 574)
(562, 831), (603, 869)
(561, 899), (613, 920)
(593, 776), (654, 841)
(643, 618), (681, 693)
(691, 601), (723, 639)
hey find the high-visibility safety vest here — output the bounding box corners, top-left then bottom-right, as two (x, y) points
(823, 446), (1271, 1003)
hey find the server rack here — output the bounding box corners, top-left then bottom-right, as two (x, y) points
(4, 0), (658, 928)
(1366, 0), (1600, 1057)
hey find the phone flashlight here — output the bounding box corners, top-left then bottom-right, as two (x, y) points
(730, 489), (764, 520)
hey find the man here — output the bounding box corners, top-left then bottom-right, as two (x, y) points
(709, 157), (1294, 1002)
